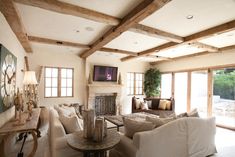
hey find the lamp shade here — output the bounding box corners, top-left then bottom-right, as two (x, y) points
(23, 71), (38, 85)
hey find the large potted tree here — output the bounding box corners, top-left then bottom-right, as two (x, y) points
(144, 68), (161, 97)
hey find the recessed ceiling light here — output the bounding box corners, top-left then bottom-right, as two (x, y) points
(85, 27), (94, 32)
(76, 30), (80, 33)
(186, 15), (194, 19)
(134, 41), (138, 44)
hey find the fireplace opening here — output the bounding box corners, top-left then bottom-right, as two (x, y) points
(95, 95), (116, 116)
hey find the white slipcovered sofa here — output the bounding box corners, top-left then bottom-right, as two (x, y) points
(49, 107), (82, 157)
(110, 117), (217, 157)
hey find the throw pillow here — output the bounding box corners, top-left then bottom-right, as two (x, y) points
(140, 101), (148, 110)
(187, 108), (200, 117)
(146, 116), (164, 128)
(177, 112), (188, 118)
(59, 113), (83, 134)
(146, 116), (176, 128)
(57, 106), (77, 117)
(123, 118), (155, 138)
(165, 100), (172, 110)
(146, 100), (152, 109)
(158, 100), (167, 110)
(135, 99), (141, 109)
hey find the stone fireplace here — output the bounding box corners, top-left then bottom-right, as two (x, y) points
(87, 83), (122, 115)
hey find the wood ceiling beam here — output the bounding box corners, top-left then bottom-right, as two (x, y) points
(13, 0), (120, 25)
(28, 36), (137, 56)
(121, 19), (235, 62)
(129, 24), (184, 43)
(188, 42), (219, 52)
(100, 48), (138, 56)
(150, 44), (235, 65)
(0, 0), (32, 52)
(79, 0), (171, 58)
(120, 42), (177, 62)
(28, 36), (90, 49)
(14, 0), (181, 43)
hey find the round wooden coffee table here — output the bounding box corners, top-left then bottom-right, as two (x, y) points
(67, 130), (120, 157)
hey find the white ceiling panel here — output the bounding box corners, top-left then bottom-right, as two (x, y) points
(199, 30), (235, 48)
(105, 31), (168, 52)
(137, 57), (165, 62)
(59, 0), (143, 18)
(93, 51), (127, 58)
(31, 42), (84, 55)
(155, 44), (205, 58)
(15, 3), (111, 45)
(141, 0), (235, 37)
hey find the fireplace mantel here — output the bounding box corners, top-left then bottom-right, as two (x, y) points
(87, 83), (123, 115)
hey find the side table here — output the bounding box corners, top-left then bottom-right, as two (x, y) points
(0, 108), (41, 157)
(67, 130), (120, 157)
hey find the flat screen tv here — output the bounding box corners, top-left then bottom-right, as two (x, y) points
(93, 65), (118, 82)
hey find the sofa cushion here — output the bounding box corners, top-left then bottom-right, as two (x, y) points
(187, 108), (199, 117)
(158, 100), (167, 110)
(123, 118), (155, 138)
(59, 114), (83, 134)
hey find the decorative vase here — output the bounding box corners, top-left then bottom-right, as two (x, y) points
(83, 109), (95, 139)
(93, 117), (104, 142)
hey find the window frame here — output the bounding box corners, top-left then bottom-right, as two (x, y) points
(44, 66), (74, 98)
(127, 72), (144, 96)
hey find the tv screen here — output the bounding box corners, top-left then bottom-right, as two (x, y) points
(93, 65), (118, 82)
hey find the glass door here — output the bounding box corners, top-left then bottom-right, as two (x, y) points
(212, 69), (235, 128)
(174, 72), (188, 114)
(161, 73), (172, 98)
(191, 71), (208, 117)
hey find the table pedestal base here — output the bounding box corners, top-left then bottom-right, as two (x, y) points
(84, 151), (107, 157)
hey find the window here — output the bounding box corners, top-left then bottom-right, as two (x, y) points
(161, 73), (172, 98)
(45, 67), (73, 97)
(127, 72), (144, 95)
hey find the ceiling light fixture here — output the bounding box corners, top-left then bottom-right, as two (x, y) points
(134, 41), (138, 44)
(186, 15), (194, 19)
(227, 33), (234, 37)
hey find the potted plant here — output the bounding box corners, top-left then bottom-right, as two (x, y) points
(144, 68), (161, 97)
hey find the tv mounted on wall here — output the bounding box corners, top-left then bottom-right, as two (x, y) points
(93, 65), (118, 82)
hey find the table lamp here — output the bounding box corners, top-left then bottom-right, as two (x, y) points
(23, 71), (38, 120)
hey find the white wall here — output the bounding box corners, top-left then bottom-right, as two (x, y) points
(27, 50), (86, 107)
(0, 13), (26, 127)
(87, 54), (150, 114)
(155, 49), (235, 72)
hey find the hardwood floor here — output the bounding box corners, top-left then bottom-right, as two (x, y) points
(211, 127), (235, 157)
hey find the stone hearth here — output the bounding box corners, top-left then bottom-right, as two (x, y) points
(87, 83), (122, 115)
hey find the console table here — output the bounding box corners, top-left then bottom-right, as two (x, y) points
(0, 108), (41, 157)
(67, 130), (120, 157)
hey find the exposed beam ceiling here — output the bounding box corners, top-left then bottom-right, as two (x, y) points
(121, 19), (235, 62)
(100, 48), (138, 56)
(80, 0), (171, 58)
(14, 0), (120, 25)
(121, 42), (177, 61)
(188, 42), (219, 52)
(0, 0), (32, 52)
(129, 24), (184, 43)
(14, 0), (180, 46)
(150, 44), (235, 65)
(28, 36), (137, 56)
(28, 36), (90, 49)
